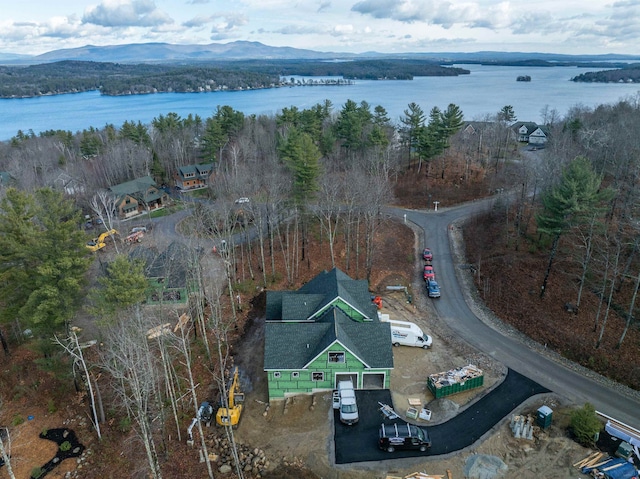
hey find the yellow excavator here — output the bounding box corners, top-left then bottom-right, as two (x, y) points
(216, 367), (244, 428)
(86, 229), (118, 252)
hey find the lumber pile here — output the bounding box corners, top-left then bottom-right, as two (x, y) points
(574, 451), (639, 479)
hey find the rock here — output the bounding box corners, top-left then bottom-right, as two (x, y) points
(219, 464), (232, 474)
(464, 454), (508, 479)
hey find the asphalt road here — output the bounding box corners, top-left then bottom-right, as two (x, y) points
(387, 198), (640, 430)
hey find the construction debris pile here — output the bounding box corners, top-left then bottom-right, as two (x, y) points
(574, 452), (639, 479)
(427, 364), (484, 398)
(510, 414), (535, 440)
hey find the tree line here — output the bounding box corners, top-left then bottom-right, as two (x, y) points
(1, 92), (640, 476)
(0, 59), (470, 98)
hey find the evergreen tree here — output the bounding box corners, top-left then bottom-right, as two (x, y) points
(90, 255), (147, 320)
(0, 188), (91, 338)
(400, 102), (425, 157)
(441, 103), (464, 138)
(200, 118), (227, 162)
(279, 129), (321, 205)
(536, 156), (614, 298)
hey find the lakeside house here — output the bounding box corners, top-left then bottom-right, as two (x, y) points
(264, 268), (393, 400)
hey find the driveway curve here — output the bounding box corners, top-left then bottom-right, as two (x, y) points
(387, 199), (640, 430)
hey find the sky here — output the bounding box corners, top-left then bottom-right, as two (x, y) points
(2, 0), (640, 56)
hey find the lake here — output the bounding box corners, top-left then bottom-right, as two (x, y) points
(1, 64), (639, 141)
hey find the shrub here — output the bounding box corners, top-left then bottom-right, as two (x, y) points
(119, 416), (132, 433)
(47, 399), (57, 414)
(30, 467), (44, 479)
(12, 414), (24, 426)
(570, 403), (602, 445)
(59, 440), (72, 452)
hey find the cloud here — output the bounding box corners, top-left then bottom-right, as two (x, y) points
(318, 1), (331, 12)
(183, 15), (212, 28)
(208, 12), (248, 40)
(275, 24), (327, 35)
(82, 0), (173, 28)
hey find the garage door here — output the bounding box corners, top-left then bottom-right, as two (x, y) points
(335, 373), (358, 388)
(362, 373), (384, 389)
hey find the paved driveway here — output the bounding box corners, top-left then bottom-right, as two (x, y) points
(334, 369), (549, 464)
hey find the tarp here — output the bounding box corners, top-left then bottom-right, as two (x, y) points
(582, 457), (639, 479)
(607, 421), (640, 448)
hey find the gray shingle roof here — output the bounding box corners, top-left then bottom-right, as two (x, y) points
(264, 268), (393, 370)
(270, 268), (377, 321)
(264, 307), (392, 370)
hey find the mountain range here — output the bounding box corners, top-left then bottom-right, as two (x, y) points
(2, 41), (640, 65)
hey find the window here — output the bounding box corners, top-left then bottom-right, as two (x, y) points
(328, 352), (345, 363)
(273, 371), (281, 379)
(312, 372), (324, 381)
(291, 372), (300, 379)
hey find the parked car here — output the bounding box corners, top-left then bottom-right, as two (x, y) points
(423, 265), (435, 281)
(378, 423), (431, 452)
(426, 279), (440, 298)
(235, 197), (250, 204)
(130, 226), (147, 234)
(422, 248), (433, 262)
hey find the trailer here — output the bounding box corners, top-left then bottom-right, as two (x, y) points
(427, 364), (484, 399)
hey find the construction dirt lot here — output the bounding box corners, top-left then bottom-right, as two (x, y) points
(0, 212), (611, 479)
(231, 287), (595, 479)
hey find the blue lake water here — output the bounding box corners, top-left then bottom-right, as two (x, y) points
(1, 64), (639, 141)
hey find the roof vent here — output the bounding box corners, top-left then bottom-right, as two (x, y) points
(306, 343), (309, 348)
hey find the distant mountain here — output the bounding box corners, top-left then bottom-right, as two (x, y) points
(3, 41), (640, 65)
(0, 52), (33, 62)
(31, 41), (347, 63)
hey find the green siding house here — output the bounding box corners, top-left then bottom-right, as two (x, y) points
(264, 268), (393, 400)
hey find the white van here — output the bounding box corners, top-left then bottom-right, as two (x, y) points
(380, 317), (433, 349)
(336, 380), (359, 425)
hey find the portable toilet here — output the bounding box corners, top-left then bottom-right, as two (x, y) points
(536, 406), (553, 429)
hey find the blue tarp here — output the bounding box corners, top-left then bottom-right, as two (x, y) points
(582, 457), (639, 479)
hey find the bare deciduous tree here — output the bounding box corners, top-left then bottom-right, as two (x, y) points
(99, 308), (163, 479)
(53, 327), (103, 440)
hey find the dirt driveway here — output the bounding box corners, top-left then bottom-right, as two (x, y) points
(230, 291), (592, 479)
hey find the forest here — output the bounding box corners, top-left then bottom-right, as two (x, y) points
(0, 92), (639, 478)
(571, 64), (640, 83)
(0, 59), (469, 98)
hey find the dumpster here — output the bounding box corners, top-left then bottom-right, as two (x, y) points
(427, 364), (484, 399)
(536, 405), (553, 429)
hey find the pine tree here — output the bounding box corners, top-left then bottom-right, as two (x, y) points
(536, 156), (614, 298)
